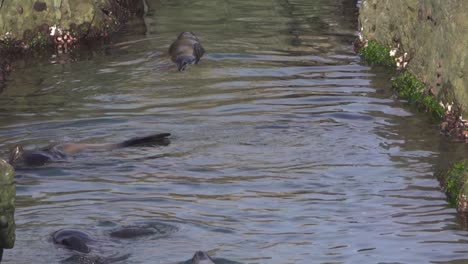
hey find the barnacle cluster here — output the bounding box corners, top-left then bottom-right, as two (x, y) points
(387, 43), (410, 71)
(440, 102), (468, 142)
(50, 25), (78, 53)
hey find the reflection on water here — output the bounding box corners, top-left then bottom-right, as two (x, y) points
(0, 0), (467, 263)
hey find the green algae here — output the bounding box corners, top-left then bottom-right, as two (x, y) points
(0, 159), (15, 249)
(357, 39), (444, 120)
(391, 72), (445, 119)
(29, 32), (49, 49)
(358, 40), (396, 68)
(442, 160), (468, 205)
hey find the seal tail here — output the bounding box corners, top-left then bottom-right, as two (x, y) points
(118, 133), (171, 147)
(176, 55), (196, 71)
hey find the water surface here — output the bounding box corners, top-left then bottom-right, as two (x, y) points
(1, 0), (467, 263)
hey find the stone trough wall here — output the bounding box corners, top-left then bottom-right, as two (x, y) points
(359, 0), (468, 118)
(358, 0), (468, 217)
(0, 0), (144, 51)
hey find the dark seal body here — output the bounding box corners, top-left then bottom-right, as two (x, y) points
(169, 32), (205, 71)
(109, 227), (156, 239)
(109, 221), (178, 239)
(60, 253), (130, 264)
(8, 133), (170, 167)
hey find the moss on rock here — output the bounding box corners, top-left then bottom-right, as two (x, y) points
(29, 32), (50, 49)
(357, 39), (443, 120)
(0, 159), (15, 249)
(358, 40), (396, 68)
(0, 0), (145, 56)
(439, 160), (468, 209)
(391, 72), (444, 119)
(358, 0), (468, 125)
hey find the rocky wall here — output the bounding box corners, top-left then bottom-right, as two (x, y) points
(359, 0), (468, 118)
(0, 0), (145, 53)
(358, 0), (468, 218)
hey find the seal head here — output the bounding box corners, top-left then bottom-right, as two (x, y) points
(169, 31), (205, 71)
(8, 145), (66, 167)
(52, 229), (93, 253)
(8, 145), (24, 165)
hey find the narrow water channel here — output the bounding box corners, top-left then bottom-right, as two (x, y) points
(1, 0), (467, 263)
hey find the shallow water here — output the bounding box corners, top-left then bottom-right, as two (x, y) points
(1, 0), (467, 263)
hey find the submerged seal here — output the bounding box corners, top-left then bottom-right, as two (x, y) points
(109, 227), (157, 239)
(52, 229), (94, 253)
(182, 251), (243, 264)
(60, 253), (131, 264)
(191, 251), (216, 264)
(8, 133), (170, 167)
(169, 32), (205, 71)
(109, 221), (178, 239)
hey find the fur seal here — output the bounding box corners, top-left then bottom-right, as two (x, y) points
(169, 32), (205, 71)
(8, 133), (170, 167)
(52, 229), (94, 253)
(60, 253), (131, 264)
(109, 227), (157, 239)
(109, 221), (178, 239)
(191, 251), (216, 264)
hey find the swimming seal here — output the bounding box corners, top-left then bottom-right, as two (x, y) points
(191, 251), (216, 264)
(52, 229), (94, 253)
(8, 132), (170, 167)
(60, 253), (131, 264)
(109, 221), (178, 239)
(182, 251), (243, 264)
(169, 32), (205, 71)
(109, 227), (156, 239)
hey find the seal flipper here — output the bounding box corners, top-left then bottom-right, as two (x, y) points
(118, 133), (171, 147)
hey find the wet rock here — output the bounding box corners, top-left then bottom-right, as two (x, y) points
(0, 159), (15, 249)
(0, 216), (8, 229)
(16, 4), (23, 15)
(358, 0), (468, 119)
(439, 102), (467, 142)
(33, 1), (47, 12)
(0, 0), (145, 54)
(437, 160), (468, 213)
